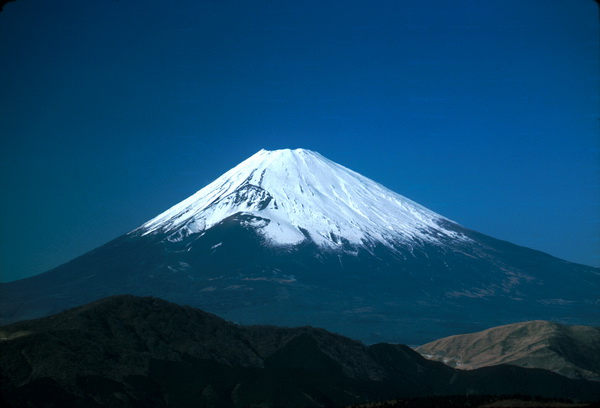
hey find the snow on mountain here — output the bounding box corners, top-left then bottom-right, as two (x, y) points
(135, 148), (470, 250)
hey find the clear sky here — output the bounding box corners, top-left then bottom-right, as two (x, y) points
(0, 0), (598, 282)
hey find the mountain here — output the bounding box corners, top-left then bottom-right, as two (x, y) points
(1, 148), (599, 344)
(2, 295), (599, 408)
(415, 320), (600, 381)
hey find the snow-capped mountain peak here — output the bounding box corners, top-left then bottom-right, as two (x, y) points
(135, 148), (469, 250)
(4, 148), (598, 344)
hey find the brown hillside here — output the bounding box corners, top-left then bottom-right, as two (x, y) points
(415, 321), (600, 381)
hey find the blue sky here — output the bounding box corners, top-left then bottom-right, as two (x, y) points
(0, 0), (598, 282)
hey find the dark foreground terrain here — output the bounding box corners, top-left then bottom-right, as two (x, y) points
(1, 295), (599, 408)
(347, 394), (600, 408)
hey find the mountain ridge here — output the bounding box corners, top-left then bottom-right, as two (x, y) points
(2, 295), (599, 408)
(415, 320), (600, 381)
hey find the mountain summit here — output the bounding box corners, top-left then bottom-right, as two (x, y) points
(1, 149), (598, 344)
(138, 148), (469, 251)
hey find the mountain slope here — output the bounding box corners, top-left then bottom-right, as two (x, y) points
(0, 149), (598, 344)
(2, 295), (599, 408)
(415, 320), (600, 381)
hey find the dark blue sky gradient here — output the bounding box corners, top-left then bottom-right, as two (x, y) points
(1, 0), (598, 282)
